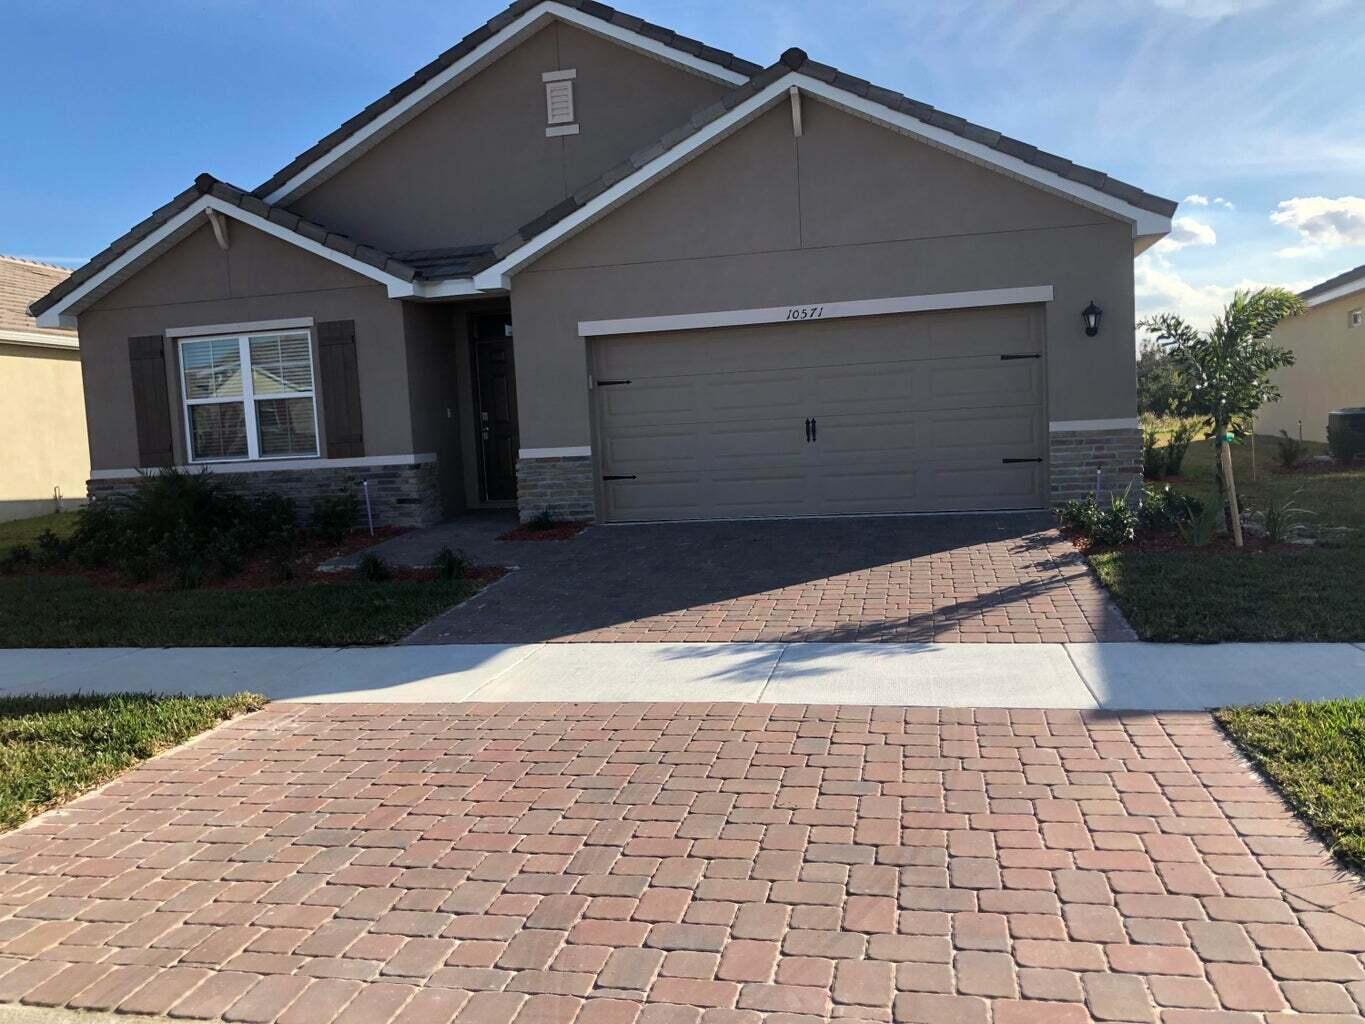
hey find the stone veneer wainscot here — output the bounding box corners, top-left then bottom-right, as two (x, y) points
(1049, 425), (1142, 504)
(516, 455), (595, 523)
(88, 460), (443, 528)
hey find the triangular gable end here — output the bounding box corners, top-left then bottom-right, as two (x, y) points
(470, 67), (1176, 290)
(255, 1), (757, 207)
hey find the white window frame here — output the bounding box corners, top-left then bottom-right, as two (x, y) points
(177, 329), (321, 464)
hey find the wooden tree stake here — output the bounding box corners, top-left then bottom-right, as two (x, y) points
(1220, 440), (1244, 548)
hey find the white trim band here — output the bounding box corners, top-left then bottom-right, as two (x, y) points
(0, 328), (78, 350)
(1049, 418), (1140, 432)
(167, 317), (314, 339)
(1304, 279), (1365, 308)
(579, 286), (1055, 338)
(90, 453), (437, 480)
(519, 446), (592, 460)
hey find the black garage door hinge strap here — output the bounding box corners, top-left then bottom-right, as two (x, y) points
(1002, 457), (1044, 464)
(1000, 353), (1042, 360)
(602, 474), (637, 481)
(596, 379), (633, 387)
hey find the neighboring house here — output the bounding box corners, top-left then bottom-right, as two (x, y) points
(31, 0), (1174, 526)
(0, 255), (89, 522)
(1259, 264), (1365, 444)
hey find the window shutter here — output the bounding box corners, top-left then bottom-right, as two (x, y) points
(128, 335), (174, 467)
(317, 320), (365, 458)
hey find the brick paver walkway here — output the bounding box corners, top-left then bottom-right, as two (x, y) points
(3, 703), (1361, 1023)
(406, 515), (1135, 644)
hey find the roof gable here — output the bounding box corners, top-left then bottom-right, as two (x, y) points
(470, 51), (1177, 288)
(255, 0), (758, 207)
(1301, 262), (1365, 307)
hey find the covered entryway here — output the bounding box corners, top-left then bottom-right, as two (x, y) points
(591, 302), (1048, 522)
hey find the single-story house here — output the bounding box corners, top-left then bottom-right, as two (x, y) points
(0, 255), (89, 522)
(31, 0), (1174, 526)
(1259, 263), (1365, 444)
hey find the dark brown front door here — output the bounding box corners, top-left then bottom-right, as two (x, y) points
(471, 313), (520, 502)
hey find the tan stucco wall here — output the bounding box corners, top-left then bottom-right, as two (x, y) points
(79, 221), (413, 471)
(0, 342), (90, 521)
(510, 98), (1138, 450)
(1258, 291), (1365, 443)
(289, 21), (730, 253)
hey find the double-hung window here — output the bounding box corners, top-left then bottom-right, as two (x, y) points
(178, 330), (319, 461)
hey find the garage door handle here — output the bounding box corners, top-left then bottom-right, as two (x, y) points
(1002, 457), (1043, 464)
(804, 418), (813, 442)
(811, 417), (817, 442)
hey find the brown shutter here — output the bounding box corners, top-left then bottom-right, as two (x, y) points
(317, 319), (365, 458)
(128, 335), (174, 467)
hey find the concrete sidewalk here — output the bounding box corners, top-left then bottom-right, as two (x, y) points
(2, 642), (1364, 709)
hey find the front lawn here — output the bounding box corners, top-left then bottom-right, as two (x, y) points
(1091, 435), (1365, 642)
(1218, 700), (1365, 874)
(0, 575), (483, 647)
(0, 511), (78, 558)
(0, 692), (263, 831)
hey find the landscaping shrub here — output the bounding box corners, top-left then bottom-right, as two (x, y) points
(1138, 484), (1202, 535)
(310, 492), (359, 543)
(33, 530), (70, 568)
(1092, 491), (1139, 548)
(1056, 496), (1101, 535)
(1163, 419), (1196, 477)
(0, 545), (33, 575)
(1276, 429), (1306, 470)
(433, 547), (469, 581)
(355, 553), (391, 582)
(1178, 501), (1220, 546)
(1141, 427), (1165, 480)
(1261, 490), (1313, 545)
(525, 507), (558, 532)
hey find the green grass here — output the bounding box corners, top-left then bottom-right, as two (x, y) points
(0, 692), (264, 831)
(0, 575), (482, 647)
(0, 511), (79, 558)
(1217, 700), (1365, 873)
(1092, 435), (1365, 642)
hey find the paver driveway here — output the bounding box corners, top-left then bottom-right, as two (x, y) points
(2, 703), (1363, 1023)
(398, 514), (1134, 643)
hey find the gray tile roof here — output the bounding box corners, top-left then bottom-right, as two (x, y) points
(0, 255), (75, 339)
(29, 175), (424, 319)
(489, 48), (1177, 263)
(393, 245), (500, 279)
(252, 0), (761, 201)
(1301, 262), (1365, 302)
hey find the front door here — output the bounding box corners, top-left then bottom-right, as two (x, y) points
(471, 313), (520, 502)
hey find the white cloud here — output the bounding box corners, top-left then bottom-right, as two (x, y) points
(1153, 216), (1217, 253)
(1213, 197), (1235, 209)
(1152, 0), (1272, 17)
(1270, 196), (1365, 254)
(1184, 194), (1210, 206)
(1135, 253), (1312, 326)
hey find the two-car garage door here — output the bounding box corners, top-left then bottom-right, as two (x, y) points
(591, 304), (1047, 523)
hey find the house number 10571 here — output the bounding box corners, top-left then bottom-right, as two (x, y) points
(785, 305), (825, 321)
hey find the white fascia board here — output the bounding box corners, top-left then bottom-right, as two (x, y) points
(261, 2), (748, 206)
(34, 197), (418, 328)
(0, 328), (79, 350)
(1305, 278), (1365, 308)
(579, 286), (1054, 338)
(477, 72), (1174, 287)
(417, 277), (488, 299)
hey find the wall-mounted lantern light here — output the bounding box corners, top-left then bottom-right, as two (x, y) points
(1082, 300), (1103, 337)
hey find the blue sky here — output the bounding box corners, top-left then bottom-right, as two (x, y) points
(4, 0), (1363, 326)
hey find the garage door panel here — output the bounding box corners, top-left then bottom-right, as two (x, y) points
(593, 304), (1046, 522)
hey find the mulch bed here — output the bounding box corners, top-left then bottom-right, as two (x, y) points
(8, 528), (507, 592)
(497, 521), (590, 542)
(1064, 527), (1297, 557)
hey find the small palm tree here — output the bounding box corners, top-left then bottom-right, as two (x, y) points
(1139, 288), (1304, 542)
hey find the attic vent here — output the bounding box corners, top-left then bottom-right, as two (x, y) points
(1351, 308), (1362, 328)
(543, 69), (578, 137)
